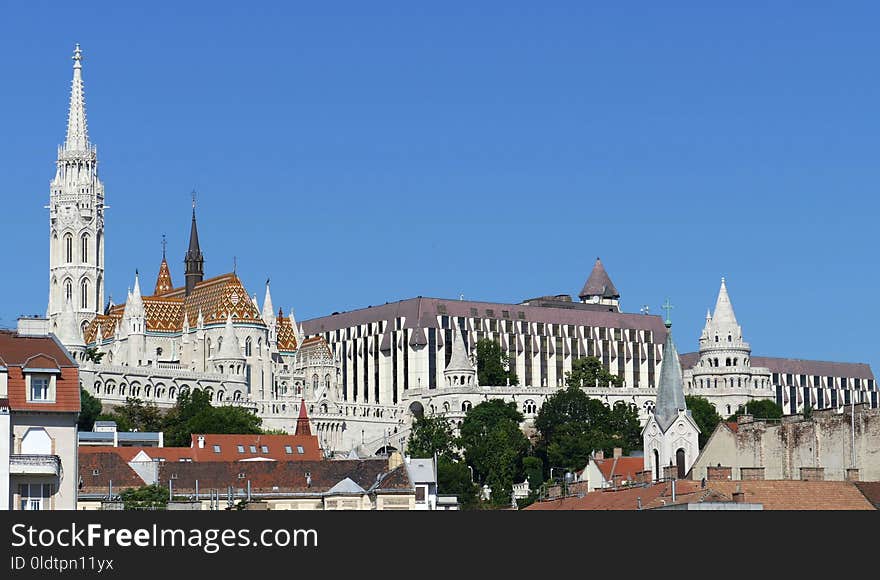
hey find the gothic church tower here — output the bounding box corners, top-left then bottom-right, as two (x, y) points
(47, 45), (105, 336)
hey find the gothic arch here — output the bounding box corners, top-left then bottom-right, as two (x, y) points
(81, 232), (90, 263)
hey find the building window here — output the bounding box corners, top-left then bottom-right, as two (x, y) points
(237, 445), (245, 453)
(81, 234), (89, 262)
(213, 445), (221, 453)
(64, 234), (73, 263)
(29, 375), (50, 402)
(65, 279), (73, 303)
(245, 337), (252, 357)
(285, 445), (293, 454)
(297, 445), (304, 454)
(249, 445), (257, 453)
(81, 279), (89, 309)
(19, 483), (54, 511)
(261, 446), (268, 453)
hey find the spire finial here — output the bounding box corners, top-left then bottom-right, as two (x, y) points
(73, 44), (83, 67)
(191, 189), (197, 212)
(233, 256), (237, 274)
(661, 298), (674, 328)
(161, 234), (167, 259)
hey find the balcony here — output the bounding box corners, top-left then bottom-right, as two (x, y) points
(10, 454), (61, 477)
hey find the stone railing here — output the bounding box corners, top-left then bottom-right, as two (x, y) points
(10, 454), (61, 477)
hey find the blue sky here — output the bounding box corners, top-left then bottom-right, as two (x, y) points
(1, 2), (878, 370)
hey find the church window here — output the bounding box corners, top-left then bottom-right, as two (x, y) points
(714, 358), (719, 367)
(80, 279), (89, 309)
(325, 374), (331, 389)
(64, 234), (73, 263)
(81, 234), (89, 262)
(714, 335), (718, 343)
(728, 335), (732, 342)
(64, 279), (73, 303)
(733, 358), (738, 366)
(245, 337), (252, 357)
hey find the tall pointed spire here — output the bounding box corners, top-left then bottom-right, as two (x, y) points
(184, 195), (204, 296)
(64, 44), (90, 152)
(653, 322), (687, 431)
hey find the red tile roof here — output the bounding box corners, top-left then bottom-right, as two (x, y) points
(594, 457), (645, 484)
(78, 451), (147, 495)
(78, 432), (322, 463)
(524, 480), (877, 511)
(0, 330), (79, 413)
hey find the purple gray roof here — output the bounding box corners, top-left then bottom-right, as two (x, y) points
(579, 258), (620, 300)
(679, 352), (874, 380)
(302, 296), (667, 336)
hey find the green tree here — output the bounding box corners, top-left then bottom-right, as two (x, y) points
(535, 387), (642, 473)
(112, 398), (164, 432)
(685, 395), (722, 447)
(84, 347), (105, 363)
(458, 399), (529, 506)
(163, 389), (262, 446)
(565, 356), (623, 389)
(78, 388), (103, 431)
(119, 484), (170, 510)
(475, 338), (518, 386)
(729, 399), (784, 421)
(407, 414), (458, 461)
(437, 458), (478, 509)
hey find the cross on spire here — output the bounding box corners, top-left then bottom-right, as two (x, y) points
(161, 234), (167, 259)
(662, 298), (674, 327)
(191, 189), (197, 210)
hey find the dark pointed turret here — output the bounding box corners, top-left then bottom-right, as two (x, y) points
(184, 201), (204, 296)
(653, 321), (687, 431)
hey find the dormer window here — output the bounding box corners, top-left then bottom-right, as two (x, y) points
(30, 376), (50, 401)
(25, 371), (57, 403)
(237, 445), (245, 453)
(249, 445), (257, 453)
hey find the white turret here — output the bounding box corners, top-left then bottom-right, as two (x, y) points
(213, 314), (245, 376)
(56, 296), (86, 359)
(444, 323), (476, 387)
(123, 271), (146, 365)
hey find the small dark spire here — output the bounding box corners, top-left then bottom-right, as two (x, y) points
(184, 196), (204, 296)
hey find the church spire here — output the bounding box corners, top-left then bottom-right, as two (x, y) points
(653, 321), (687, 432)
(295, 399), (312, 436)
(64, 44), (90, 152)
(444, 323), (476, 387)
(261, 279), (275, 326)
(184, 195), (204, 296)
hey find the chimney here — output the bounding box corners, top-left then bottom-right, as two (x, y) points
(707, 466), (732, 481)
(732, 491), (745, 503)
(593, 450), (604, 461)
(612, 474), (623, 488)
(613, 447), (623, 459)
(197, 436), (205, 449)
(846, 468), (860, 482)
(388, 450), (404, 470)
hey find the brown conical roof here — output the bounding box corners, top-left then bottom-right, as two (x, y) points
(295, 399), (312, 436)
(154, 258), (174, 295)
(579, 257), (620, 300)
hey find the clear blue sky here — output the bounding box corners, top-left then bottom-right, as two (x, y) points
(1, 2), (878, 371)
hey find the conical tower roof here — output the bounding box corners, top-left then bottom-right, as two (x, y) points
(295, 399), (312, 436)
(579, 258), (620, 300)
(653, 323), (687, 432)
(261, 279), (275, 325)
(445, 324), (475, 374)
(154, 257), (173, 295)
(216, 314), (244, 360)
(711, 277), (738, 327)
(56, 296), (85, 348)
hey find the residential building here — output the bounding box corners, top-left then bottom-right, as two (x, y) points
(78, 420), (164, 447)
(404, 457), (437, 510)
(0, 324), (80, 510)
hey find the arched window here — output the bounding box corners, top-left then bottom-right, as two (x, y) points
(726, 358), (731, 367)
(325, 374), (331, 389)
(64, 234), (73, 263)
(676, 448), (686, 479)
(653, 449), (660, 482)
(206, 338), (212, 357)
(81, 234), (90, 263)
(245, 337), (252, 357)
(714, 335), (719, 343)
(728, 335), (732, 342)
(81, 279), (89, 309)
(313, 374), (319, 391)
(463, 400), (473, 413)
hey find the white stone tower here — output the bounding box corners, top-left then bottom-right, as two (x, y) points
(48, 45), (105, 337)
